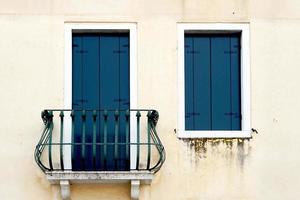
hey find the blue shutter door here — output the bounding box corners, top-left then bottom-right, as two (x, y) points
(184, 34), (241, 131)
(72, 33), (130, 171)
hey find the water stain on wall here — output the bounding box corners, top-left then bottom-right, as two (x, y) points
(181, 137), (253, 170)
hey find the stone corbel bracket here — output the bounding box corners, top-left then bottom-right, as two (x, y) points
(47, 171), (153, 200)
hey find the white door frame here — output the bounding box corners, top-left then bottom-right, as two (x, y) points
(63, 23), (138, 170)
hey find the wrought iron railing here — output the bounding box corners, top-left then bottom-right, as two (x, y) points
(35, 109), (165, 173)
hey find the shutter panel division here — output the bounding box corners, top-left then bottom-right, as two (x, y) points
(99, 35), (121, 170)
(193, 37), (211, 130)
(82, 35), (100, 170)
(72, 36), (83, 110)
(118, 36), (130, 170)
(230, 37), (242, 130)
(72, 35), (84, 170)
(184, 37), (194, 130)
(119, 36), (130, 111)
(211, 37), (231, 130)
(184, 34), (241, 131)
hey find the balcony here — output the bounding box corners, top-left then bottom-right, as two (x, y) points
(35, 109), (165, 200)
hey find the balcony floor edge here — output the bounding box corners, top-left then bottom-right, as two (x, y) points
(46, 171), (154, 184)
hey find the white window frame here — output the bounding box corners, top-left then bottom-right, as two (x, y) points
(177, 23), (251, 138)
(63, 23), (138, 170)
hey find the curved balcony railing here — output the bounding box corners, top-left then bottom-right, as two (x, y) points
(35, 109), (165, 174)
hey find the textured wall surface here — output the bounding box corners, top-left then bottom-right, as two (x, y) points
(0, 0), (300, 199)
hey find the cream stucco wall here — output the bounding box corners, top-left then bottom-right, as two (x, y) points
(0, 0), (300, 199)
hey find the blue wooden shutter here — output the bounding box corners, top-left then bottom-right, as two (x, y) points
(184, 34), (241, 131)
(72, 33), (130, 171)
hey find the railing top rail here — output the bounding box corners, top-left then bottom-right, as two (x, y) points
(43, 109), (157, 112)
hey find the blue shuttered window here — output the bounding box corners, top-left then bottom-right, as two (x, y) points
(185, 34), (241, 131)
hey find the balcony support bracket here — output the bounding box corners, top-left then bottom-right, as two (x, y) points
(60, 180), (70, 200)
(131, 180), (140, 200)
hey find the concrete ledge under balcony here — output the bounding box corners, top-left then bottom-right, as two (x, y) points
(46, 171), (153, 184)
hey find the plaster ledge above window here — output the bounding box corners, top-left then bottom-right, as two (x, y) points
(47, 171), (153, 200)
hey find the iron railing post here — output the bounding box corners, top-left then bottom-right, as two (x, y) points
(92, 110), (97, 170)
(114, 110), (119, 169)
(103, 110), (108, 170)
(146, 111), (151, 170)
(70, 110), (75, 166)
(136, 111), (141, 170)
(48, 111), (54, 171)
(125, 110), (130, 169)
(59, 111), (64, 170)
(81, 110), (86, 170)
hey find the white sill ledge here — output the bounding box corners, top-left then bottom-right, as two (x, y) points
(46, 171), (153, 200)
(46, 171), (153, 184)
(177, 130), (252, 139)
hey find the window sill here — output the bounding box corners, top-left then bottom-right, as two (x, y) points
(177, 130), (252, 139)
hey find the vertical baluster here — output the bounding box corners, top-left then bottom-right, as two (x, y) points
(59, 111), (64, 170)
(125, 110), (130, 169)
(92, 110), (97, 170)
(48, 111), (54, 171)
(70, 111), (75, 166)
(146, 111), (151, 170)
(81, 110), (86, 170)
(103, 110), (108, 170)
(136, 111), (141, 170)
(114, 110), (119, 169)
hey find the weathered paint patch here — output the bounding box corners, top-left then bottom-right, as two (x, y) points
(181, 138), (252, 170)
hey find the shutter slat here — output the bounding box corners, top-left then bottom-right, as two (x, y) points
(230, 36), (242, 130)
(211, 37), (231, 130)
(184, 36), (194, 130)
(193, 37), (211, 130)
